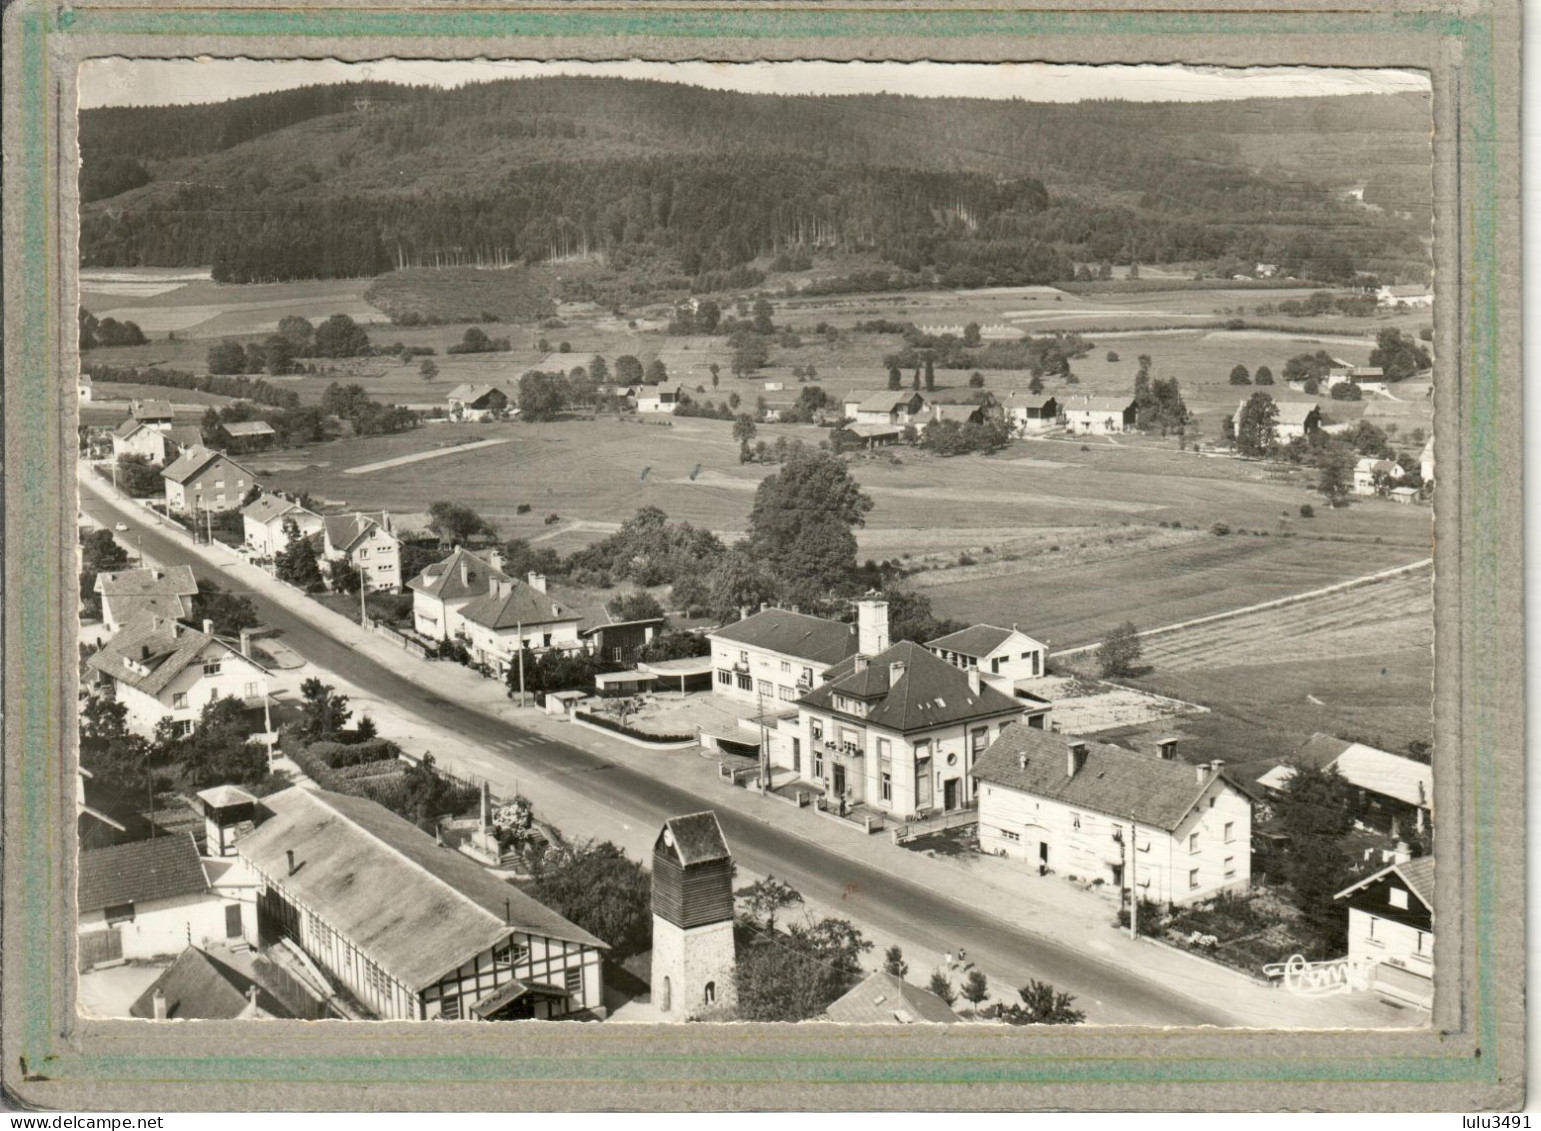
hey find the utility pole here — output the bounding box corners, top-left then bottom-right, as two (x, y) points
(204, 504), (213, 546)
(757, 686), (770, 793)
(515, 621), (527, 707)
(359, 569), (368, 627)
(1127, 810), (1138, 941)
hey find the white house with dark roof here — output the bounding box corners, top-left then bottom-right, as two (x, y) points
(407, 547), (514, 642)
(973, 724), (1251, 905)
(1258, 734), (1432, 838)
(1231, 399), (1322, 443)
(708, 606), (860, 707)
(236, 786), (607, 1021)
(636, 383), (686, 414)
(321, 511), (402, 593)
(86, 615), (273, 738)
(446, 384), (512, 422)
(1002, 392), (1060, 434)
(1353, 457), (1405, 496)
(926, 624), (1047, 683)
(77, 833), (228, 964)
(94, 565), (199, 634)
(160, 445), (260, 515)
(131, 399), (176, 425)
(843, 390), (927, 426)
(112, 420), (203, 465)
(792, 604), (1030, 815)
(455, 571), (585, 674)
(242, 493), (325, 560)
(1062, 395), (1137, 434)
(219, 420), (277, 453)
(1334, 856), (1434, 1009)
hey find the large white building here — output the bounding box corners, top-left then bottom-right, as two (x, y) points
(242, 493), (325, 560)
(85, 615), (274, 738)
(1334, 856), (1434, 1009)
(322, 512), (403, 593)
(708, 606), (860, 707)
(407, 547), (514, 642)
(972, 725), (1252, 906)
(1062, 396), (1136, 435)
(926, 624), (1047, 683)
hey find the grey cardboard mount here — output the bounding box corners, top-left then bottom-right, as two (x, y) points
(1, 0), (1522, 1112)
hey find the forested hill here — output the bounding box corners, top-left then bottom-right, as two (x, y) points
(80, 76), (1432, 286)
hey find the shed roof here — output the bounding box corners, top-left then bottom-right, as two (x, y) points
(161, 445), (248, 485)
(710, 608), (857, 668)
(95, 565), (198, 600)
(242, 493), (310, 526)
(78, 832), (208, 913)
(825, 970), (959, 1025)
(853, 391), (919, 413)
(237, 787), (605, 992)
(131, 399), (175, 420)
(972, 724), (1224, 832)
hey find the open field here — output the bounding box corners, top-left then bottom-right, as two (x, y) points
(79, 272), (390, 338)
(1076, 570), (1434, 765)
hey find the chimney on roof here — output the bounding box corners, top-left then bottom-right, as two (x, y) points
(1067, 741), (1088, 778)
(152, 988), (167, 1021)
(853, 655), (869, 674)
(139, 644), (152, 661)
(202, 619), (214, 636)
(888, 660), (906, 685)
(1196, 762), (1211, 784)
(247, 985), (260, 1008)
(856, 598), (889, 657)
(1157, 737), (1179, 761)
(967, 668), (981, 695)
(151, 569), (163, 582)
(488, 548), (506, 574)
(239, 628), (253, 659)
(1018, 753), (1028, 770)
(285, 849), (296, 876)
(1209, 759), (1225, 779)
(381, 511), (392, 534)
(527, 572), (546, 594)
(739, 605), (749, 622)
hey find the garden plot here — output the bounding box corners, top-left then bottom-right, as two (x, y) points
(1026, 675), (1206, 734)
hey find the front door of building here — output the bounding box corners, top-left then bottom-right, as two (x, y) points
(943, 778), (959, 810)
(833, 763), (846, 799)
(225, 903), (243, 940)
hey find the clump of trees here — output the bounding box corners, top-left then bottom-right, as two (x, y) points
(427, 501), (497, 547)
(88, 363), (301, 410)
(918, 417), (1012, 457)
(1234, 391), (1279, 458)
(531, 840), (652, 961)
(999, 980), (1085, 1025)
(446, 326), (512, 355)
(1098, 621), (1143, 678)
(79, 308), (147, 350)
(733, 877), (872, 1022)
(319, 382), (418, 436)
(519, 370), (572, 422)
(1133, 356), (1188, 436)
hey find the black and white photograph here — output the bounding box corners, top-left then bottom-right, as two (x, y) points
(73, 57), (1439, 1031)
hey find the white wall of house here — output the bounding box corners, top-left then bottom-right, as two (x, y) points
(413, 593), (475, 641)
(113, 428), (171, 465)
(340, 527), (403, 593)
(1346, 906), (1433, 977)
(246, 512), (324, 559)
(79, 891), (227, 961)
(931, 634), (1046, 681)
(1065, 411), (1131, 435)
(710, 641), (826, 706)
(460, 617), (585, 674)
(976, 772), (1251, 905)
(790, 707), (1023, 816)
(109, 642), (270, 738)
(165, 458), (255, 514)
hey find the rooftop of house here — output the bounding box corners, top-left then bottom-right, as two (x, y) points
(196, 784), (259, 810)
(85, 615), (260, 697)
(407, 546), (512, 602)
(129, 945), (290, 1020)
(850, 390), (922, 413)
(1063, 395), (1136, 414)
(926, 624), (1025, 658)
(237, 787), (606, 992)
(846, 423), (903, 439)
(323, 512), (396, 554)
(458, 575), (580, 631)
(825, 970), (959, 1025)
(929, 404), (985, 423)
(446, 384), (508, 405)
(806, 640), (1023, 734)
(972, 723), (1228, 832)
(161, 444), (251, 485)
(78, 832), (208, 914)
(709, 608), (858, 668)
(221, 421), (276, 437)
(656, 812), (732, 867)
(95, 565), (198, 599)
(1002, 391), (1057, 408)
(1330, 744), (1432, 809)
(1335, 855), (1435, 911)
(242, 493), (312, 526)
(1355, 457), (1401, 474)
(112, 418), (149, 440)
(1233, 400), (1321, 425)
(131, 399), (175, 420)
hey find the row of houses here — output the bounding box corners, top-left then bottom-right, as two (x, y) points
(241, 492), (403, 591)
(841, 390), (1138, 438)
(443, 381), (685, 421)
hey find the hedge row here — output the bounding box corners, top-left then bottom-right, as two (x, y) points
(304, 737), (402, 769)
(574, 710), (694, 745)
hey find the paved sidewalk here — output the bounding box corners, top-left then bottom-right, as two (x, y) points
(83, 470), (1423, 1030)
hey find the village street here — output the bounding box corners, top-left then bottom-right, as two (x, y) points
(80, 468), (1418, 1031)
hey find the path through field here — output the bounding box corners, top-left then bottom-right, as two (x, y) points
(342, 437), (512, 475)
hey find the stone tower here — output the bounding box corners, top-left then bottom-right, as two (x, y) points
(651, 811), (737, 1020)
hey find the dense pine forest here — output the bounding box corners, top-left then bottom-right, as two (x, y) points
(80, 77), (1433, 287)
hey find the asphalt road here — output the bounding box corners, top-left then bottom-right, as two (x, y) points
(82, 491), (1233, 1027)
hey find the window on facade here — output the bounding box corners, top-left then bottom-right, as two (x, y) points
(244, 682), (258, 699)
(780, 661), (791, 673)
(440, 995), (461, 1020)
(1002, 830), (1020, 842)
(1223, 822), (1234, 843)
(810, 720), (823, 742)
(801, 667), (814, 684)
(704, 981), (716, 1005)
(778, 686), (794, 701)
(214, 480), (225, 489)
(876, 738), (891, 762)
(970, 727), (988, 756)
(813, 752), (824, 779)
(564, 965), (583, 997)
(1189, 869), (1200, 890)
(1189, 832), (1200, 853)
(881, 773), (892, 802)
(174, 720), (194, 738)
(104, 902), (135, 924)
(1071, 812), (1081, 829)
(738, 651), (749, 665)
(1388, 887), (1409, 910)
(718, 670), (732, 686)
(736, 674), (752, 691)
(172, 692), (188, 709)
(1224, 857), (1236, 879)
(1415, 931), (1426, 954)
(360, 548), (369, 558)
(203, 661), (221, 676)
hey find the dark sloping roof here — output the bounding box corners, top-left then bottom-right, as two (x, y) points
(237, 788), (605, 992)
(407, 547), (511, 601)
(659, 812), (731, 866)
(85, 617), (246, 697)
(95, 566), (198, 600)
(131, 399), (175, 420)
(161, 445), (254, 485)
(854, 391), (919, 413)
(78, 833), (208, 913)
(972, 723), (1223, 832)
(825, 971), (959, 1025)
(113, 418), (147, 440)
(1335, 855), (1435, 911)
(805, 641), (1022, 733)
(926, 624), (1018, 658)
(322, 512), (396, 555)
(709, 608), (857, 667)
(242, 493), (308, 525)
(164, 424), (205, 452)
(129, 946), (290, 1020)
(457, 578), (579, 631)
(1292, 733), (1355, 771)
(1064, 396), (1135, 414)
